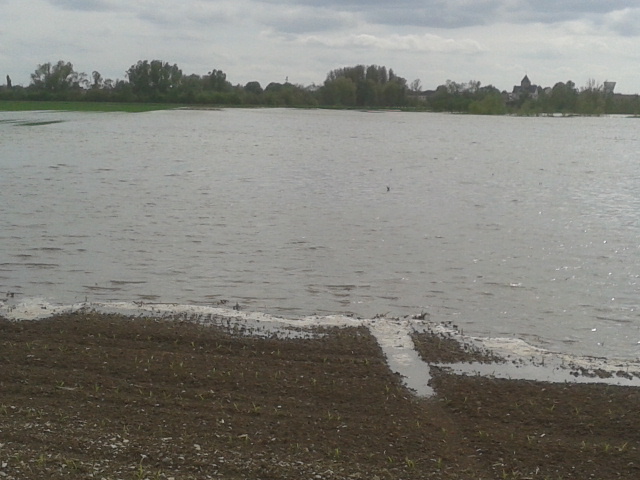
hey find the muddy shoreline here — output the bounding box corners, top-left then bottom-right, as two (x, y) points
(1, 313), (639, 479)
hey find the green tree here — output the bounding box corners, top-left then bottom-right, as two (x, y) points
(205, 69), (230, 91)
(380, 80), (406, 106)
(577, 79), (605, 115)
(365, 65), (388, 84)
(244, 81), (263, 95)
(321, 64), (407, 107)
(608, 94), (640, 115)
(126, 60), (183, 100)
(30, 60), (86, 92)
(409, 78), (422, 93)
(545, 81), (578, 113)
(356, 79), (378, 106)
(428, 80), (481, 112)
(177, 74), (205, 103)
(260, 82), (315, 106)
(469, 91), (506, 115)
(91, 71), (103, 89)
(326, 65), (366, 84)
(321, 76), (356, 106)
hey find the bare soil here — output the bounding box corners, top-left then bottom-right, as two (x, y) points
(0, 313), (639, 479)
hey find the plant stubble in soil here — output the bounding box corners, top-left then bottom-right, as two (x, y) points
(0, 313), (639, 479)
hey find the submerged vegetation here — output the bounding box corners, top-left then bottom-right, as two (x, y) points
(0, 100), (176, 112)
(2, 59), (640, 115)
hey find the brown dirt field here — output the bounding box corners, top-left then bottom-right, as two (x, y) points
(0, 313), (639, 479)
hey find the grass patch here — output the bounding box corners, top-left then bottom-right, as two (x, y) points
(0, 101), (181, 112)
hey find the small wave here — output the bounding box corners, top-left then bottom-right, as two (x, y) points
(596, 315), (633, 324)
(83, 285), (122, 291)
(0, 262), (59, 269)
(326, 284), (357, 290)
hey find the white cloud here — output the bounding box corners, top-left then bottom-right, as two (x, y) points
(298, 32), (484, 55)
(259, 6), (356, 33)
(252, 0), (634, 28)
(603, 8), (640, 36)
(134, 1), (244, 27)
(2, 0), (640, 93)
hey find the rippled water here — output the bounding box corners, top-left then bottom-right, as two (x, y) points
(1, 108), (640, 358)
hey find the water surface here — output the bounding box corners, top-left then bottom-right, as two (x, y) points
(1, 109), (639, 358)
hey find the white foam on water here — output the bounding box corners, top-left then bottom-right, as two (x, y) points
(1, 298), (433, 395)
(435, 361), (640, 387)
(2, 298), (640, 396)
(413, 321), (640, 382)
(0, 297), (87, 320)
(464, 334), (640, 378)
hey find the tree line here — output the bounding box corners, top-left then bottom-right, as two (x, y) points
(2, 59), (640, 114)
(2, 61), (408, 107)
(427, 78), (640, 115)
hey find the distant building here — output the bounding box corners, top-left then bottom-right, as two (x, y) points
(510, 75), (541, 101)
(603, 81), (616, 94)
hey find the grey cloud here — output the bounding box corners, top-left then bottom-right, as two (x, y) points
(46, 0), (113, 11)
(135, 3), (242, 29)
(254, 0), (633, 29)
(262, 9), (355, 34)
(358, 2), (504, 29)
(43, 0), (637, 32)
(298, 32), (484, 55)
(255, 0), (504, 28)
(600, 8), (640, 37)
(507, 1), (631, 24)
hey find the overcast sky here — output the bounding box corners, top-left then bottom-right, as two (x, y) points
(2, 0), (640, 93)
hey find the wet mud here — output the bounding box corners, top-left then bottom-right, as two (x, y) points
(1, 313), (639, 479)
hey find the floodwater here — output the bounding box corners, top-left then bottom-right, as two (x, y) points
(1, 108), (640, 359)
